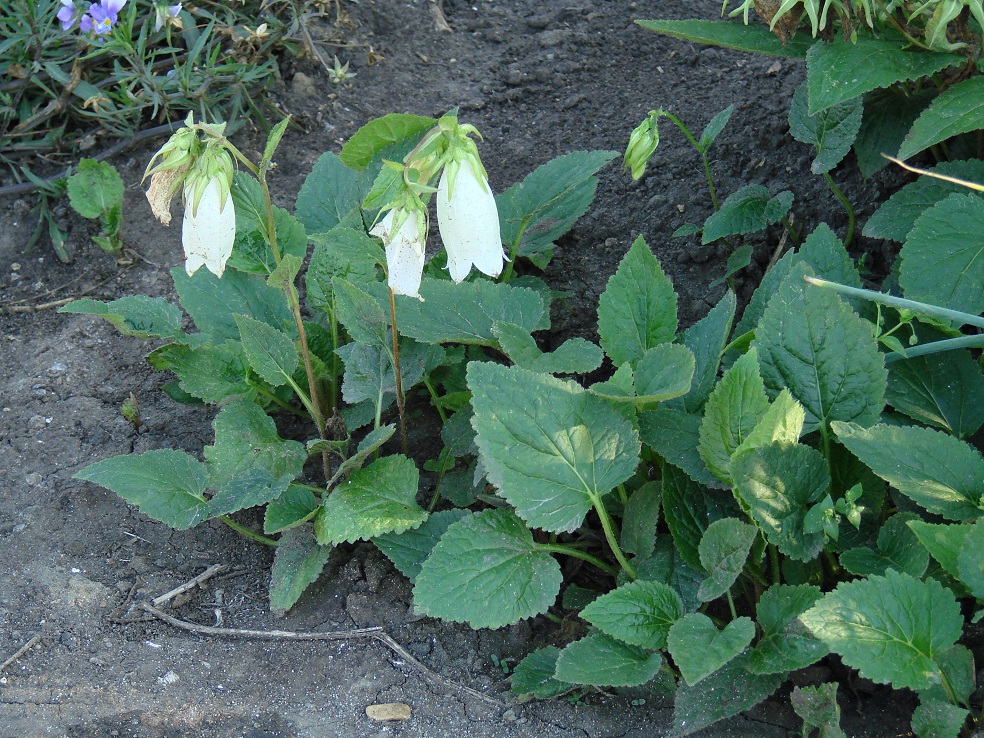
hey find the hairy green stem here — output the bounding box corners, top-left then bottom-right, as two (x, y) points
(662, 112), (721, 213)
(423, 377), (448, 424)
(591, 496), (636, 580)
(219, 516), (277, 546)
(541, 544), (619, 578)
(887, 334), (984, 362)
(254, 385), (309, 419)
(781, 215), (799, 246)
(500, 219), (529, 283)
(769, 544), (781, 586)
(725, 589), (738, 620)
(821, 172), (854, 248)
(388, 288), (409, 456)
(804, 277), (984, 329)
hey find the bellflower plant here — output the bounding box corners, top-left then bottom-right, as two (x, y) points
(143, 114), (237, 277)
(370, 203), (427, 299)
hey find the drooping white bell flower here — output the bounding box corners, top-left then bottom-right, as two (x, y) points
(182, 176), (236, 277)
(436, 159), (504, 283)
(370, 206), (426, 300)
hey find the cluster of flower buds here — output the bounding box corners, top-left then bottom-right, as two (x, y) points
(143, 113), (236, 277)
(371, 115), (505, 299)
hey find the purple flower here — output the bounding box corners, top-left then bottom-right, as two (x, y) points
(79, 0), (127, 35)
(57, 0), (79, 30)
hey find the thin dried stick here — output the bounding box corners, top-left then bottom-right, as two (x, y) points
(1, 633), (43, 672)
(138, 601), (502, 707)
(153, 564), (229, 607)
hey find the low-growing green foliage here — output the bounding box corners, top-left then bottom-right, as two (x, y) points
(64, 103), (984, 738)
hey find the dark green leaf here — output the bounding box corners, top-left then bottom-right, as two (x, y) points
(497, 150), (617, 266)
(640, 407), (724, 489)
(620, 481), (661, 559)
(798, 222), (862, 290)
(911, 699), (970, 738)
(413, 508), (563, 628)
(899, 76), (984, 160)
(888, 350), (984, 438)
(668, 614), (754, 685)
(675, 290), (736, 413)
(660, 465), (709, 572)
(732, 442), (830, 561)
(264, 485), (320, 534)
(755, 263), (886, 434)
(702, 185), (793, 243)
(315, 455), (425, 544)
(854, 88), (935, 178)
(697, 518), (757, 602)
(637, 19), (811, 58)
(900, 193), (984, 316)
(334, 278), (389, 347)
(234, 314), (299, 387)
(74, 450), (209, 530)
(554, 632), (663, 687)
(269, 525), (332, 613)
(637, 536), (705, 614)
(295, 152), (374, 232)
(806, 37), (961, 114)
(468, 362), (639, 532)
(789, 84), (863, 174)
(511, 647), (572, 698)
(148, 340), (253, 404)
(907, 521), (970, 582)
(580, 580), (683, 651)
(230, 176), (308, 274)
(373, 509), (469, 583)
(748, 584), (827, 675)
(839, 512), (929, 578)
(305, 228), (382, 313)
(491, 322), (603, 375)
(832, 422), (984, 521)
(67, 158), (123, 218)
(956, 521), (984, 599)
(699, 105), (735, 151)
(790, 683), (847, 738)
(597, 236), (677, 367)
(864, 160), (984, 241)
(801, 570), (963, 692)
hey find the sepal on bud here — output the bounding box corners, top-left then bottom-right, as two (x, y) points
(624, 110), (662, 180)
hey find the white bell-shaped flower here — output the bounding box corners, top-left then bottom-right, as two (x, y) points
(182, 176), (236, 278)
(371, 208), (426, 300)
(436, 161), (504, 283)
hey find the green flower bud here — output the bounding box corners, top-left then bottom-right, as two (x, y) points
(624, 110), (662, 181)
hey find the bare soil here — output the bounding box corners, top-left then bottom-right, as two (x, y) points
(1, 1), (915, 736)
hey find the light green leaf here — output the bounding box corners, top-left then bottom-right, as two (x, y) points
(667, 614), (755, 685)
(832, 421), (984, 521)
(491, 322), (603, 375)
(732, 442), (830, 561)
(637, 19), (811, 58)
(697, 518), (757, 602)
(888, 351), (984, 439)
(922, 645), (977, 707)
(468, 362), (639, 532)
(798, 222), (862, 290)
(295, 152), (374, 233)
(74, 450), (209, 530)
(806, 37), (962, 114)
(748, 584), (827, 675)
(329, 425), (396, 484)
(597, 236), (677, 367)
(727, 250), (800, 360)
(956, 521), (984, 599)
(172, 267), (295, 342)
(698, 105), (735, 151)
(60, 296), (183, 339)
(790, 683), (847, 738)
(384, 278), (547, 346)
(305, 228), (382, 313)
(840, 512), (929, 578)
(554, 632), (663, 687)
(675, 290), (736, 413)
(633, 343), (695, 405)
(373, 509), (469, 583)
(67, 159), (124, 218)
(754, 262), (886, 434)
(908, 521), (970, 582)
(413, 508), (562, 628)
(789, 84), (863, 174)
(315, 455), (425, 544)
(511, 647), (571, 698)
(864, 160), (984, 241)
(912, 699), (970, 738)
(702, 185), (793, 243)
(620, 481), (661, 559)
(640, 407), (724, 489)
(800, 570), (963, 691)
(899, 76), (984, 160)
(670, 652), (785, 737)
(497, 150), (617, 267)
(698, 348), (771, 485)
(269, 525), (332, 613)
(735, 389), (806, 456)
(234, 314), (299, 387)
(264, 485), (320, 534)
(580, 580), (684, 651)
(339, 113), (436, 170)
(900, 193), (984, 316)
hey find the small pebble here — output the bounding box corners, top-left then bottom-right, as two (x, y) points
(366, 702), (411, 722)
